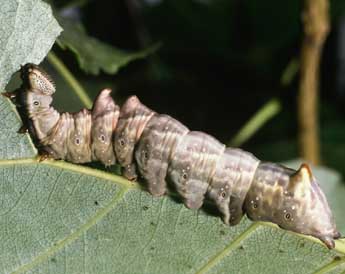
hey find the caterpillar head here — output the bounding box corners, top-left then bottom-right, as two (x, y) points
(245, 163), (340, 249)
(22, 63), (55, 95)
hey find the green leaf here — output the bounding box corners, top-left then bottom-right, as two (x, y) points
(0, 0), (62, 91)
(56, 17), (160, 75)
(0, 96), (37, 159)
(1, 98), (345, 273)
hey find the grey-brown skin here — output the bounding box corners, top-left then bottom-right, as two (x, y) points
(135, 114), (189, 196)
(16, 64), (116, 165)
(168, 131), (225, 209)
(114, 96), (155, 180)
(19, 64), (60, 142)
(91, 89), (119, 166)
(244, 162), (340, 249)
(65, 109), (93, 163)
(14, 64), (340, 249)
(42, 112), (71, 160)
(24, 91), (60, 141)
(208, 148), (259, 225)
(17, 65), (61, 156)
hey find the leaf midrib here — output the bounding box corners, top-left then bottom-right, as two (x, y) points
(0, 158), (138, 189)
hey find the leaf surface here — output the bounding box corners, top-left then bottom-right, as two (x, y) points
(0, 0), (62, 91)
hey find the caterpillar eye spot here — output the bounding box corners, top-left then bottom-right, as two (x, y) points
(143, 150), (148, 160)
(75, 138), (81, 145)
(182, 172), (188, 180)
(100, 134), (106, 142)
(220, 191), (226, 198)
(253, 203), (258, 209)
(284, 212), (292, 220)
(119, 138), (125, 147)
(33, 100), (40, 106)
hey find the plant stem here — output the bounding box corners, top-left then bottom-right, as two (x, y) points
(47, 51), (92, 108)
(228, 99), (281, 147)
(298, 0), (329, 164)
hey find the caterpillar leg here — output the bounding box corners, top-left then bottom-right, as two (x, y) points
(228, 199), (245, 225)
(2, 91), (17, 99)
(183, 180), (210, 209)
(17, 125), (29, 134)
(37, 149), (55, 162)
(207, 150), (247, 225)
(2, 90), (24, 108)
(146, 163), (169, 197)
(207, 182), (232, 225)
(320, 236), (335, 249)
(122, 163), (138, 181)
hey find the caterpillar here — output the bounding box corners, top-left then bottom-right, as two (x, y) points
(4, 63), (341, 249)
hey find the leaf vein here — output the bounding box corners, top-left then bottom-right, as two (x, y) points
(11, 187), (129, 274)
(312, 256), (345, 274)
(0, 164), (38, 217)
(195, 222), (260, 274)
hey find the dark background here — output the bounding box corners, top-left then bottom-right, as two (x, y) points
(50, 0), (345, 176)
